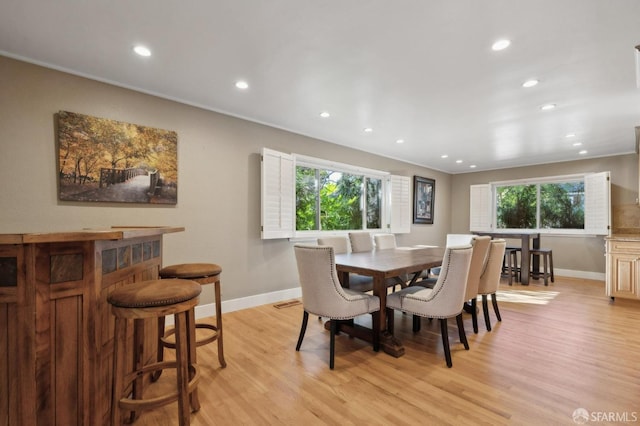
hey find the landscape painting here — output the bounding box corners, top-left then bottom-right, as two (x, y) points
(57, 111), (177, 204)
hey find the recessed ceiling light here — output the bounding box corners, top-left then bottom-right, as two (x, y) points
(133, 45), (151, 57)
(579, 150), (588, 155)
(492, 39), (511, 51)
(235, 80), (249, 90)
(456, 159), (463, 164)
(572, 142), (583, 147)
(396, 139), (405, 144)
(470, 165), (477, 169)
(320, 111), (330, 118)
(540, 103), (556, 111)
(441, 154), (449, 159)
(363, 127), (373, 133)
(522, 79), (539, 88)
(565, 133), (576, 138)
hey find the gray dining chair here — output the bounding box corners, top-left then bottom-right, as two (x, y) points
(317, 236), (373, 292)
(385, 244), (473, 367)
(463, 235), (491, 334)
(477, 239), (507, 331)
(373, 233), (397, 250)
(294, 245), (380, 369)
(348, 232), (374, 252)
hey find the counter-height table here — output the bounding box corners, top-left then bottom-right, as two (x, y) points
(473, 231), (540, 285)
(0, 226), (183, 426)
(334, 246), (445, 357)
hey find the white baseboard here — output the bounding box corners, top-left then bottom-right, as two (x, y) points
(553, 268), (605, 281)
(165, 287), (302, 325)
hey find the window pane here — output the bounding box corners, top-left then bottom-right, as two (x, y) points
(321, 172), (363, 230)
(295, 166), (317, 231)
(496, 184), (537, 228)
(540, 182), (585, 229)
(366, 177), (382, 229)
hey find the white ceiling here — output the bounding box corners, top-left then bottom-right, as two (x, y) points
(1, 0), (640, 173)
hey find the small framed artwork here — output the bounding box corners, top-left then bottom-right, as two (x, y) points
(413, 176), (435, 224)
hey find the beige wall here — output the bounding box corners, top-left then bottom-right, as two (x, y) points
(0, 56), (451, 305)
(450, 154), (639, 275)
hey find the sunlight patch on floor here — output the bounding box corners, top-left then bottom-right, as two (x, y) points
(494, 289), (559, 305)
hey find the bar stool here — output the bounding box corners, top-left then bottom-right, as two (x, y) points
(530, 248), (554, 286)
(108, 279), (201, 426)
(157, 263), (226, 369)
(503, 248), (520, 285)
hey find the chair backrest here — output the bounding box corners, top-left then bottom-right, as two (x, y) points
(464, 235), (492, 300)
(374, 234), (397, 250)
(317, 236), (350, 254)
(446, 234), (475, 247)
(478, 239), (507, 295)
(422, 245), (474, 318)
(349, 232), (374, 253)
(294, 244), (374, 317)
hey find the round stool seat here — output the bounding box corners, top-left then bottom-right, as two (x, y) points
(160, 263), (221, 280)
(108, 279), (201, 311)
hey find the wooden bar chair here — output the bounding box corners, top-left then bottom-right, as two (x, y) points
(157, 263), (226, 370)
(529, 248), (554, 285)
(108, 279), (201, 426)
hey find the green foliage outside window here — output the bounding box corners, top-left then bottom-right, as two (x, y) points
(496, 181), (585, 230)
(295, 166), (381, 231)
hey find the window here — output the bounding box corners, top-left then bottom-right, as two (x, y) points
(261, 148), (411, 239)
(295, 166), (382, 231)
(470, 172), (610, 235)
(495, 180), (585, 230)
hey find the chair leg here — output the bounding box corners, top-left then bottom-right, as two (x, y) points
(439, 318), (452, 368)
(471, 298), (478, 334)
(491, 293), (502, 322)
(295, 311), (309, 351)
(456, 314), (469, 350)
(482, 294), (492, 331)
(413, 315), (421, 332)
(329, 319), (336, 370)
(549, 251), (555, 283)
(152, 316), (166, 382)
(542, 253), (549, 286)
(371, 312), (380, 352)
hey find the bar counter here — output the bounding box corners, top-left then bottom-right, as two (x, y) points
(0, 226), (183, 425)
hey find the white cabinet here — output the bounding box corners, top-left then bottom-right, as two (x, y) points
(606, 236), (640, 300)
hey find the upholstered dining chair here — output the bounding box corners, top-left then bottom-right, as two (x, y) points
(385, 245), (473, 368)
(477, 239), (507, 331)
(463, 235), (491, 334)
(373, 233), (397, 250)
(294, 245), (380, 369)
(317, 236), (373, 292)
(348, 232), (374, 252)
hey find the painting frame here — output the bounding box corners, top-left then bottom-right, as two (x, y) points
(413, 176), (435, 224)
(56, 111), (178, 205)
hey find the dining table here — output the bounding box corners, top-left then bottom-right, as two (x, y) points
(334, 246), (445, 357)
(472, 231), (540, 285)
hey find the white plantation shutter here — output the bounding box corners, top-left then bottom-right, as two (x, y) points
(584, 171), (610, 235)
(261, 148), (294, 239)
(469, 184), (492, 231)
(389, 175), (411, 233)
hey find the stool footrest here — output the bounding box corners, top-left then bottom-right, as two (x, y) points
(119, 363), (200, 412)
(161, 323), (220, 348)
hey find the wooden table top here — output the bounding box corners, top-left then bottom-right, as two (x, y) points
(334, 246), (445, 278)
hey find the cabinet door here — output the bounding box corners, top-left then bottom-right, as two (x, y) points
(609, 253), (639, 299)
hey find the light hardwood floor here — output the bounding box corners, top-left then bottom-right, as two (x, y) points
(135, 277), (640, 425)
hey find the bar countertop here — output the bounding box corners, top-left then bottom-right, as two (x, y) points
(0, 225), (185, 244)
